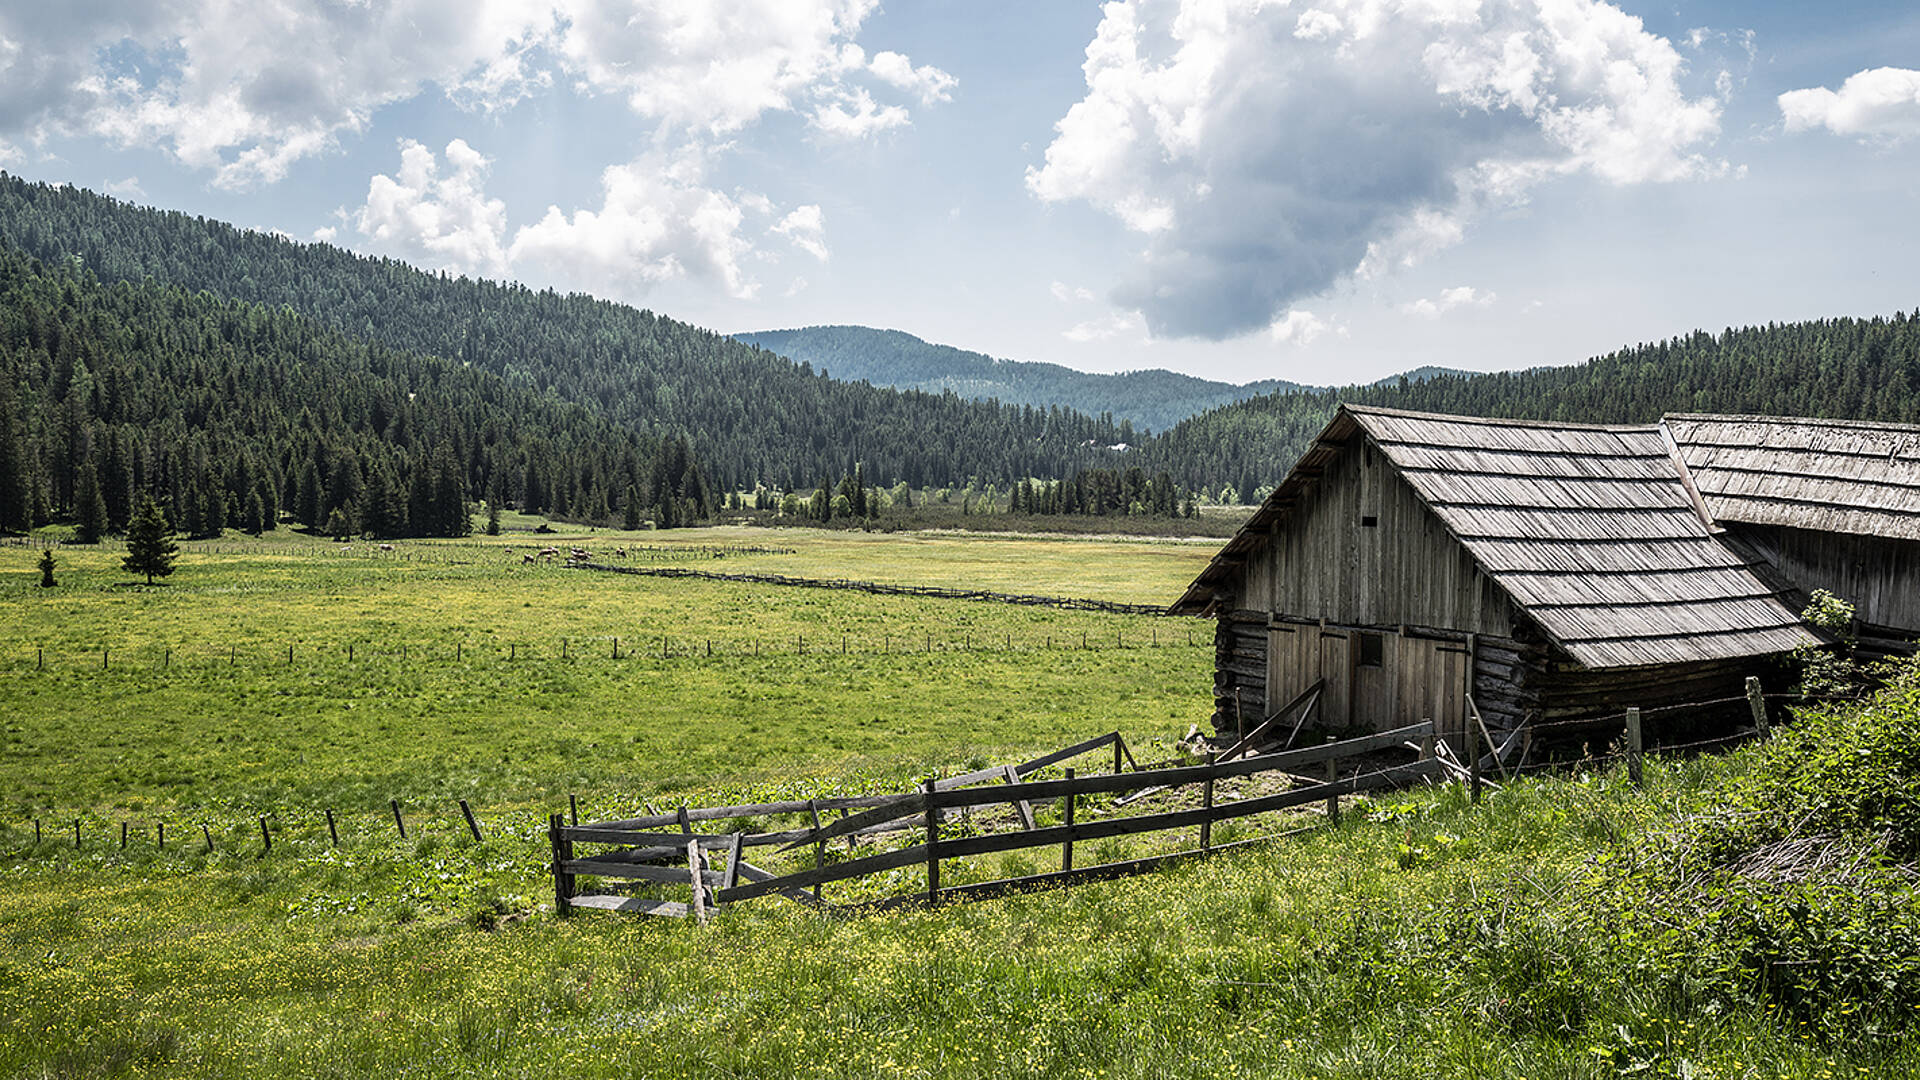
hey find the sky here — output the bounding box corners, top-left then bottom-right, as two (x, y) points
(4, 0), (1920, 388)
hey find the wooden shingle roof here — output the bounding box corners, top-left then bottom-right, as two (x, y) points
(1171, 404), (1820, 670)
(1665, 413), (1920, 542)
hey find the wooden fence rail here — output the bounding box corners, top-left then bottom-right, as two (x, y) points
(551, 721), (1438, 918)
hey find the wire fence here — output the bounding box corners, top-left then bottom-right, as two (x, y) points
(12, 624), (1211, 675)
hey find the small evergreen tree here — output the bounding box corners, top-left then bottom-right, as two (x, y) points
(485, 501), (502, 536)
(122, 494), (177, 584)
(38, 547), (55, 587)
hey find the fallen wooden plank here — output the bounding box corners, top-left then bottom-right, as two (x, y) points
(568, 895), (690, 917)
(562, 860), (728, 886)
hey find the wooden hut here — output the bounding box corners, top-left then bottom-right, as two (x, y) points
(1169, 405), (1820, 749)
(1666, 413), (1920, 653)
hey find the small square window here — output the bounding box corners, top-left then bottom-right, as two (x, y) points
(1357, 632), (1384, 668)
(1360, 515), (1378, 527)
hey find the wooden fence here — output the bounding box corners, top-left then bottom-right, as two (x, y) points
(550, 722), (1443, 920)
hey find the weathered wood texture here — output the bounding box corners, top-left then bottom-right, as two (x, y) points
(1667, 413), (1920, 543)
(1730, 523), (1920, 639)
(1239, 436), (1515, 638)
(1176, 405), (1817, 671)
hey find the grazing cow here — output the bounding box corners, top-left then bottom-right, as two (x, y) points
(379, 543), (395, 552)
(522, 553), (536, 564)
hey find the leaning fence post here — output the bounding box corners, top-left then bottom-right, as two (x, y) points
(391, 799), (407, 839)
(1062, 767), (1076, 871)
(687, 838), (709, 925)
(549, 813), (574, 917)
(259, 817), (272, 854)
(1746, 676), (1769, 737)
(460, 799), (483, 841)
(1468, 719), (1482, 804)
(923, 777), (940, 906)
(202, 823), (214, 852)
(1325, 736), (1342, 823)
(325, 809), (339, 847)
(1626, 706), (1644, 786)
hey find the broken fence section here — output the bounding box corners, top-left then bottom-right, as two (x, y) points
(550, 722), (1443, 919)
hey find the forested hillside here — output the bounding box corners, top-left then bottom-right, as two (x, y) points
(0, 244), (664, 537)
(736, 325), (1301, 435)
(1147, 317), (1920, 495)
(0, 175), (1121, 493)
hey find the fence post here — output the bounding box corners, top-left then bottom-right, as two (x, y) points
(202, 823), (214, 852)
(687, 838), (709, 925)
(259, 817), (272, 854)
(1113, 735), (1123, 776)
(460, 800), (483, 841)
(1062, 767), (1076, 871)
(326, 809), (339, 847)
(121, 822), (128, 850)
(1626, 707), (1643, 787)
(549, 814), (574, 917)
(1746, 676), (1769, 737)
(1468, 718), (1482, 804)
(923, 777), (940, 906)
(391, 799), (407, 839)
(1200, 754), (1216, 851)
(157, 822), (164, 849)
(1325, 736), (1342, 823)
(808, 799), (826, 902)
(569, 793), (578, 826)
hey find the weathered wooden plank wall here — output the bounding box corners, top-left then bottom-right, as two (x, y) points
(1245, 439), (1513, 638)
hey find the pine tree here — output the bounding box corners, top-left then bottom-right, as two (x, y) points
(623, 484), (642, 530)
(485, 501), (501, 536)
(73, 456), (107, 543)
(122, 494), (178, 584)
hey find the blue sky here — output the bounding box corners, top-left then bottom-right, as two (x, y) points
(4, 1), (1919, 388)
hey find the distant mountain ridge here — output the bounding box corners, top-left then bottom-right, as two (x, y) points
(735, 326), (1306, 434)
(735, 326), (1469, 434)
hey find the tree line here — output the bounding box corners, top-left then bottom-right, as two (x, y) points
(0, 243), (683, 539)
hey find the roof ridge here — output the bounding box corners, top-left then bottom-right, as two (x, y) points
(1342, 402), (1658, 433)
(1665, 411), (1920, 434)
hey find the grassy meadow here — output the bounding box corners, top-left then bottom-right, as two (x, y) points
(3, 523), (1917, 1078)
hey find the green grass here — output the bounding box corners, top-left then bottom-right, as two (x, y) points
(2, 524), (1916, 1078)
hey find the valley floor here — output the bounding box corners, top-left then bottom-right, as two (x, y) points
(2, 525), (1916, 1078)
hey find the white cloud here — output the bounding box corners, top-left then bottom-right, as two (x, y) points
(1051, 281), (1097, 303)
(68, 0), (552, 189)
(104, 176), (144, 200)
(868, 50), (956, 105)
(1268, 309), (1333, 346)
(1781, 67), (1920, 143)
(1064, 310), (1148, 343)
(354, 138), (511, 277)
(312, 225), (337, 243)
(1028, 0), (1726, 340)
(772, 204), (829, 261)
(1402, 285), (1495, 318)
(507, 149), (765, 300)
(6, 0), (950, 188)
(811, 87), (910, 139)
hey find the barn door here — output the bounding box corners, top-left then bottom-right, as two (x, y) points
(1318, 628), (1351, 727)
(1394, 637), (1470, 743)
(1264, 624), (1315, 730)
